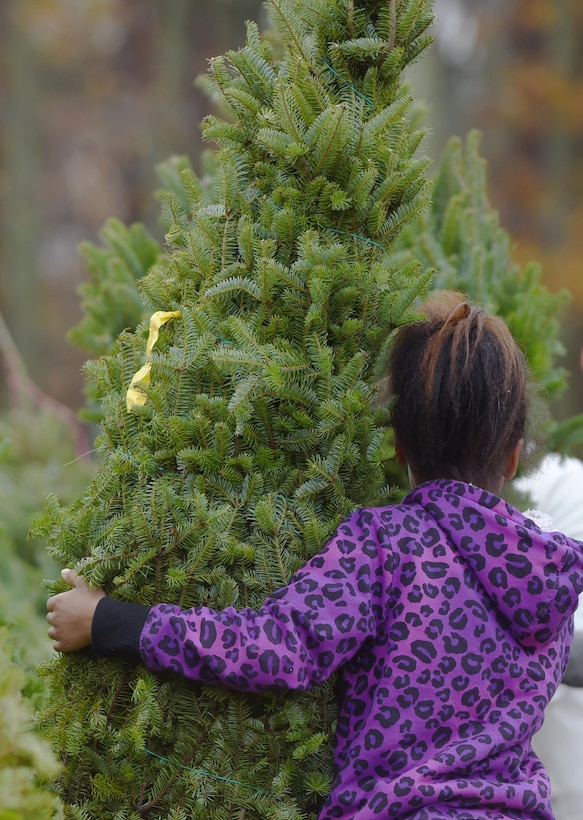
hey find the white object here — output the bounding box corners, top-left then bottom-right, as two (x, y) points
(515, 454), (583, 820)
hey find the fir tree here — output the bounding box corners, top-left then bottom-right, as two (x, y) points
(68, 218), (159, 422)
(70, 218), (159, 360)
(34, 1), (433, 817)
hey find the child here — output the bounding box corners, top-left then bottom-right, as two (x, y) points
(47, 292), (583, 819)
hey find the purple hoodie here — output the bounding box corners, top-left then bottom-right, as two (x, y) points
(95, 479), (583, 819)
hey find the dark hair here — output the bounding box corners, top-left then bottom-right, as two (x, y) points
(388, 291), (528, 488)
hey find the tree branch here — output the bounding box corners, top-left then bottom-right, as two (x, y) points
(0, 308), (90, 458)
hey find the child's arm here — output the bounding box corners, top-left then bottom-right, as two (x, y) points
(563, 631), (583, 687)
(48, 507), (389, 692)
(47, 570), (154, 658)
(47, 569), (107, 652)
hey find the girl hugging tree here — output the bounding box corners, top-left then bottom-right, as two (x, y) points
(48, 292), (583, 819)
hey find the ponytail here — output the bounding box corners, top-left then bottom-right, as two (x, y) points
(388, 292), (527, 488)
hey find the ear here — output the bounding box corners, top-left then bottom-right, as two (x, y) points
(503, 439), (524, 480)
(395, 437), (407, 467)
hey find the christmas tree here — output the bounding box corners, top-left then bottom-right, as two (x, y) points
(35, 1), (434, 817)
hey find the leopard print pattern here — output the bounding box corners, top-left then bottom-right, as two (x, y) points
(141, 480), (583, 819)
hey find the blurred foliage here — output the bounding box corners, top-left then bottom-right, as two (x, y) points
(67, 153), (201, 361)
(0, 407), (95, 664)
(547, 412), (583, 456)
(0, 621), (62, 818)
(70, 218), (160, 359)
(394, 131), (570, 397)
(389, 129), (580, 460)
(427, 0), (583, 310)
(69, 218), (157, 421)
(462, 0), (583, 309)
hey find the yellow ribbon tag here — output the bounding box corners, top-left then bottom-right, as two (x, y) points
(126, 311), (181, 411)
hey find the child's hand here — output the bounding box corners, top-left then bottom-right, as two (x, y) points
(46, 569), (106, 652)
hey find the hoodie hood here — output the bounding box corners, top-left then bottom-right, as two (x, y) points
(405, 479), (583, 649)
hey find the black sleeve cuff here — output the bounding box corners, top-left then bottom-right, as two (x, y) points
(91, 597), (151, 661)
(563, 631), (583, 688)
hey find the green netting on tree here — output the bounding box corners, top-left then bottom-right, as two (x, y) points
(33, 1), (434, 817)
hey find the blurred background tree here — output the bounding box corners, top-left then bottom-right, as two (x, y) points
(0, 309), (95, 665)
(0, 405), (95, 665)
(0, 620), (63, 817)
(415, 0), (583, 417)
